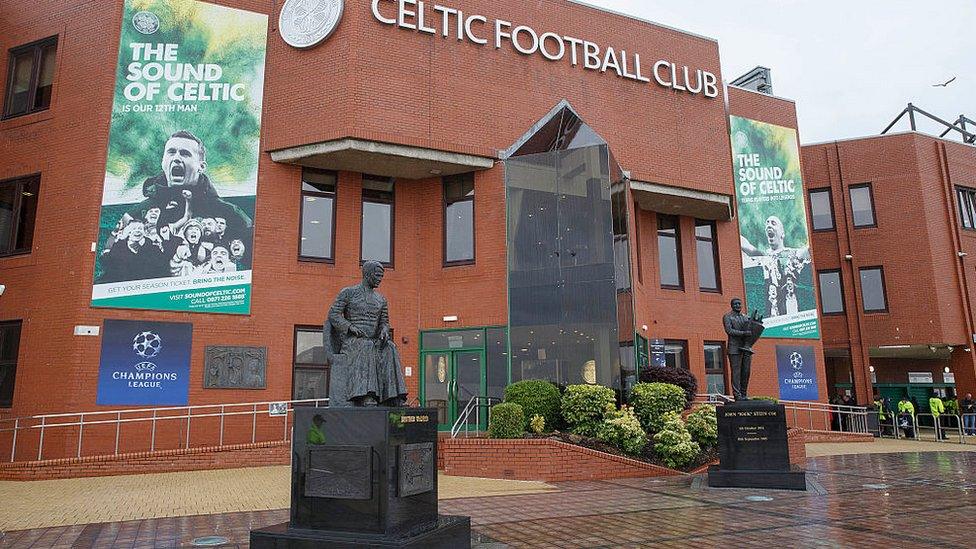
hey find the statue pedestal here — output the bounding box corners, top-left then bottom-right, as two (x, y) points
(707, 400), (806, 491)
(250, 407), (471, 548)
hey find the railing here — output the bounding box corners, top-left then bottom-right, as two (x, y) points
(0, 398), (328, 463)
(694, 394), (869, 434)
(915, 413), (964, 444)
(450, 396), (502, 438)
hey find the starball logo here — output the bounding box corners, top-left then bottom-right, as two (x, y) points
(110, 330), (178, 387)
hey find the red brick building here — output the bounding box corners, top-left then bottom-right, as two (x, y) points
(802, 131), (976, 407)
(0, 0), (828, 459)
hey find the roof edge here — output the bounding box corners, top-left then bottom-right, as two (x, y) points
(726, 83), (796, 105)
(564, 0), (718, 44)
(801, 130), (976, 150)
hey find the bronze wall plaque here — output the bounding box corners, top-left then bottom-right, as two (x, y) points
(204, 346), (267, 389)
(305, 445), (372, 500)
(398, 442), (434, 497)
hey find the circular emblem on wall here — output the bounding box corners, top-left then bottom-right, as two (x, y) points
(132, 11), (161, 35)
(790, 352), (804, 370)
(279, 0), (344, 49)
(133, 331), (163, 359)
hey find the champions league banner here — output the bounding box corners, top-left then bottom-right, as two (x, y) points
(775, 345), (819, 401)
(91, 0), (268, 314)
(97, 319), (193, 406)
(730, 116), (820, 339)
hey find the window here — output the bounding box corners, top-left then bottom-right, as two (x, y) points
(957, 187), (976, 230)
(299, 169), (336, 261)
(849, 184), (876, 228)
(664, 340), (688, 370)
(0, 321), (22, 407)
(0, 175), (40, 257)
(817, 270), (845, 314)
(809, 188), (834, 231)
(658, 215), (682, 289)
(293, 327), (328, 401)
(859, 267), (888, 313)
(694, 219), (720, 292)
(704, 342), (726, 395)
(4, 37), (57, 118)
(443, 173), (475, 264)
(361, 175), (394, 265)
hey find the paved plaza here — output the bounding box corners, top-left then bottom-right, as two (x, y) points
(3, 449), (975, 548)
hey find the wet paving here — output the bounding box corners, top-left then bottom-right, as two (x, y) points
(3, 452), (974, 548)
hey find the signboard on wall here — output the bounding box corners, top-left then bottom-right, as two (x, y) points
(731, 116), (820, 339)
(97, 319), (193, 406)
(91, 0), (268, 314)
(775, 345), (819, 401)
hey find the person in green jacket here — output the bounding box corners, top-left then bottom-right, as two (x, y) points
(307, 414), (326, 445)
(929, 396), (947, 440)
(898, 397), (916, 438)
(874, 394), (890, 436)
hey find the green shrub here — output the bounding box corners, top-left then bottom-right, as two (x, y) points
(630, 383), (687, 432)
(529, 414), (546, 434)
(488, 402), (525, 439)
(596, 405), (648, 457)
(653, 412), (701, 469)
(750, 396), (779, 404)
(561, 384), (616, 437)
(686, 405), (718, 448)
(639, 366), (698, 407)
(505, 380), (562, 430)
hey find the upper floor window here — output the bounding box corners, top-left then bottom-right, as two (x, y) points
(849, 184), (876, 228)
(695, 219), (720, 292)
(361, 175), (394, 265)
(809, 188), (834, 231)
(658, 215), (682, 289)
(4, 37), (57, 119)
(0, 320), (22, 407)
(0, 175), (40, 257)
(957, 187), (976, 231)
(443, 173), (475, 265)
(299, 169), (336, 261)
(664, 340), (688, 370)
(818, 270), (845, 315)
(859, 266), (888, 313)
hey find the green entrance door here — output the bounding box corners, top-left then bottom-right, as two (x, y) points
(421, 350), (486, 431)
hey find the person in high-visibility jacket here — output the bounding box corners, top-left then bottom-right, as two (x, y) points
(898, 397), (916, 438)
(929, 396), (947, 440)
(874, 396), (889, 436)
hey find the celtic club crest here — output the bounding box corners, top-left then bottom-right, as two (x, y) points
(132, 11), (160, 35)
(279, 0), (344, 49)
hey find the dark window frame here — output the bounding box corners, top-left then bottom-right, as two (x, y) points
(809, 187), (836, 231)
(442, 173), (476, 267)
(849, 183), (877, 229)
(0, 174), (40, 258)
(694, 219), (721, 293)
(858, 266), (889, 314)
(703, 341), (728, 395)
(817, 269), (846, 315)
(360, 174), (395, 268)
(956, 186), (976, 231)
(664, 339), (689, 370)
(0, 320), (23, 408)
(298, 168), (338, 263)
(292, 325), (329, 401)
(3, 35), (57, 119)
(657, 214), (683, 290)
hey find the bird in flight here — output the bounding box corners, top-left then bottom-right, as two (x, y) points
(933, 76), (956, 87)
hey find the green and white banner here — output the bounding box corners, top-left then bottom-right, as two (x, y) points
(92, 0), (268, 314)
(731, 116), (820, 339)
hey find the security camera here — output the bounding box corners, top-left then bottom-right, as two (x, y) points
(958, 251), (968, 258)
(0, 284), (6, 296)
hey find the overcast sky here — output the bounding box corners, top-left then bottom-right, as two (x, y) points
(584, 0), (974, 144)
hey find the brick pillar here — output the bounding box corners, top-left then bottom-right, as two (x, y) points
(950, 349), (976, 398)
(849, 340), (874, 405)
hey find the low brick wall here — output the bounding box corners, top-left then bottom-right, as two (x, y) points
(0, 441), (289, 481)
(788, 428), (807, 464)
(801, 430), (874, 444)
(442, 438), (682, 482)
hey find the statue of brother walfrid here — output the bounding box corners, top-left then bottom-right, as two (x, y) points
(324, 261), (408, 407)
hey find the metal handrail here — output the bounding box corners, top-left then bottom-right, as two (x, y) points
(0, 398), (328, 463)
(450, 396), (501, 438)
(916, 413), (964, 444)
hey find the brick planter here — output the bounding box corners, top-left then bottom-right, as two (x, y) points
(0, 441), (289, 481)
(442, 438), (682, 482)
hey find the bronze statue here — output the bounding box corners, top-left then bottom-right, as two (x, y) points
(324, 261), (408, 407)
(722, 297), (765, 401)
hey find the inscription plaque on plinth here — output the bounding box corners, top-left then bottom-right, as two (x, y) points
(305, 445), (371, 500)
(398, 442), (434, 497)
(708, 400), (806, 491)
